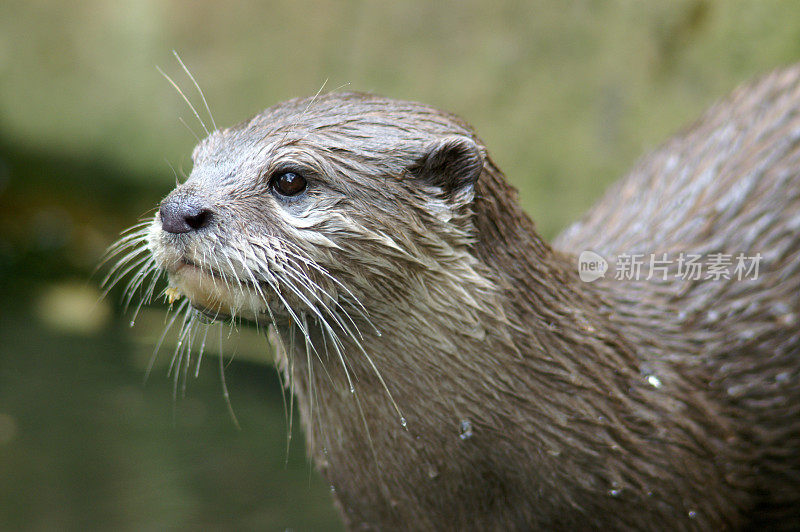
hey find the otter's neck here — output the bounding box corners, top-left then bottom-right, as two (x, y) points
(275, 164), (723, 529)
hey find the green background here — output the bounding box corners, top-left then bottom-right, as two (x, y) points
(2, 1), (799, 529)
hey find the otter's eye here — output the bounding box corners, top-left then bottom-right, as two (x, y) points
(270, 171), (307, 197)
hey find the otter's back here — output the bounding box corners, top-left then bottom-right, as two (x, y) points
(555, 65), (800, 524)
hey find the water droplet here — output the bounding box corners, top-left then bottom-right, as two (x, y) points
(459, 419), (473, 440)
(727, 384), (745, 397)
(646, 375), (662, 388)
(608, 489), (622, 498)
(776, 371), (791, 384)
(129, 320), (136, 327)
(349, 385), (355, 394)
(738, 329), (755, 340)
(688, 510), (697, 519)
(329, 485), (336, 493)
(400, 417), (407, 428)
(427, 466), (439, 479)
(707, 310), (719, 321)
(772, 302), (790, 315)
(375, 330), (382, 337)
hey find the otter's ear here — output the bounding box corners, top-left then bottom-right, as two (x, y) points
(409, 136), (483, 193)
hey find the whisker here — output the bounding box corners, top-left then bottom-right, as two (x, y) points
(173, 50), (217, 131)
(103, 251), (152, 298)
(266, 327), (293, 464)
(218, 325), (241, 429)
(101, 233), (150, 283)
(141, 266), (164, 306)
(122, 257), (157, 306)
(194, 315), (212, 377)
(157, 65), (210, 136)
(168, 304), (194, 380)
(239, 253), (364, 429)
(273, 247), (403, 425)
(256, 78), (330, 163)
(179, 312), (198, 398)
(352, 387), (391, 494)
(145, 299), (190, 383)
(236, 234), (401, 423)
(164, 157), (183, 187)
(276, 239), (379, 335)
(178, 116), (202, 143)
(126, 266), (163, 325)
(99, 227), (151, 265)
(233, 247), (314, 345)
(303, 314), (315, 450)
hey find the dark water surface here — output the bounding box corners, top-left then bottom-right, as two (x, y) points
(0, 290), (341, 531)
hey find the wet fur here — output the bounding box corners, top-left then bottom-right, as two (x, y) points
(107, 67), (800, 529)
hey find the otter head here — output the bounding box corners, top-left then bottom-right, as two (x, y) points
(146, 92), (489, 330)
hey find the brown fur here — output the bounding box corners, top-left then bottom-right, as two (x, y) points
(128, 66), (800, 530)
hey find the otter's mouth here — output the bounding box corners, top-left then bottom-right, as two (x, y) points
(166, 256), (272, 322)
(175, 257), (235, 284)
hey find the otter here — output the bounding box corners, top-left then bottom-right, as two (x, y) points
(107, 65), (800, 530)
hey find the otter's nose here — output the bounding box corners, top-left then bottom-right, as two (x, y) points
(159, 197), (213, 234)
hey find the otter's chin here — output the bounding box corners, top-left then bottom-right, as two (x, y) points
(167, 260), (267, 322)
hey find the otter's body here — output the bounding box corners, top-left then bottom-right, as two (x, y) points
(117, 66), (800, 529)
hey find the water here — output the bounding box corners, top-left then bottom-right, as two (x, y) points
(459, 419), (473, 440)
(646, 375), (662, 388)
(0, 302), (341, 530)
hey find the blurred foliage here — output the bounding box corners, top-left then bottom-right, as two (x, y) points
(1, 0), (800, 530)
